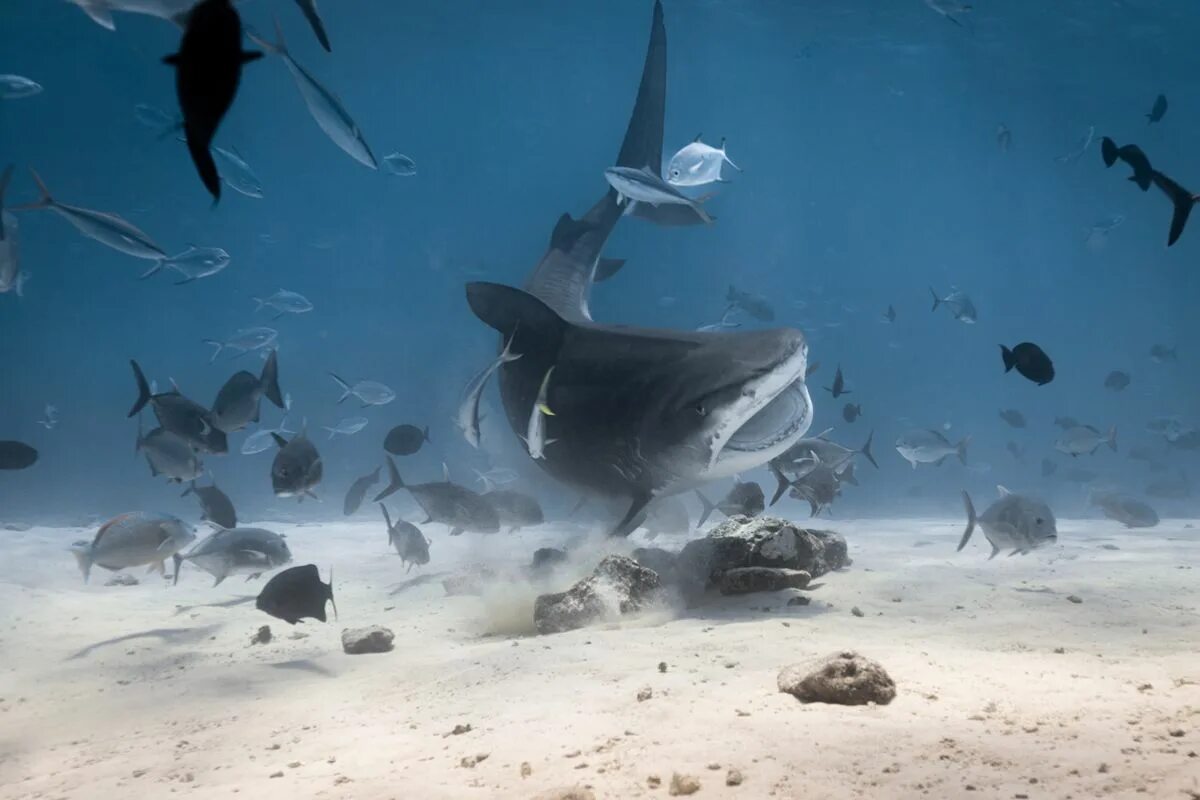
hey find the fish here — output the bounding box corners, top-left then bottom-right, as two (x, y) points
(1055, 425), (1117, 457)
(253, 288), (312, 318)
(210, 144), (264, 198)
(1145, 471), (1190, 500)
(383, 152), (417, 176)
(248, 19), (377, 169)
(181, 479), (236, 528)
(380, 505), (430, 571)
(343, 465), (381, 516)
(824, 365), (850, 398)
(770, 431), (875, 505)
(696, 306), (741, 332)
(603, 166), (714, 223)
(726, 285), (775, 321)
(695, 480), (764, 527)
(15, 169), (166, 260)
(70, 512), (195, 582)
(373, 457), (500, 535)
(842, 403), (862, 423)
(1041, 458), (1057, 477)
(241, 416), (294, 455)
(882, 304), (896, 323)
(0, 164), (27, 299)
(292, 0), (331, 51)
(67, 0), (196, 30)
(163, 0), (261, 201)
(1000, 342), (1054, 385)
(137, 417), (204, 483)
(958, 487), (1057, 559)
(929, 286), (977, 323)
(210, 349), (285, 433)
(203, 327), (278, 362)
(895, 429), (969, 469)
(128, 360), (228, 454)
(1090, 491), (1159, 528)
(472, 468), (519, 492)
(996, 124), (1011, 153)
(1146, 94), (1168, 124)
(664, 135), (741, 187)
(0, 441), (38, 470)
(1150, 170), (1199, 247)
(134, 102), (178, 131)
(1054, 124), (1095, 164)
(778, 457), (850, 517)
(1166, 429), (1200, 451)
(35, 404), (58, 430)
(924, 0), (972, 28)
(323, 417), (368, 439)
(456, 332), (522, 448)
(482, 489), (545, 532)
(270, 430), (323, 500)
(1054, 416), (1080, 430)
(329, 373), (395, 407)
(1149, 344), (1177, 363)
(523, 366), (557, 461)
(1103, 370), (1131, 391)
(1100, 137), (1153, 192)
(0, 75), (42, 99)
(998, 409), (1026, 428)
(383, 424), (429, 456)
(256, 564), (335, 624)
(141, 245), (230, 283)
(1006, 441), (1025, 462)
(174, 526), (291, 585)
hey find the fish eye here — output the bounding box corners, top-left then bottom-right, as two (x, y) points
(670, 168), (680, 178)
(1035, 517), (1044, 525)
(694, 402), (708, 417)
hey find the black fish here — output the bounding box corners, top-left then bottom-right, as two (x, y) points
(256, 564), (335, 624)
(1103, 370), (1130, 391)
(882, 304), (896, 323)
(181, 480), (237, 528)
(1000, 342), (1054, 385)
(292, 0), (332, 52)
(824, 365), (850, 398)
(842, 403), (862, 423)
(383, 424), (429, 456)
(695, 480), (764, 527)
(1150, 169), (1199, 247)
(1100, 137), (1153, 191)
(0, 441), (37, 470)
(163, 0), (262, 201)
(373, 457), (499, 535)
(128, 360), (228, 454)
(1146, 94), (1168, 124)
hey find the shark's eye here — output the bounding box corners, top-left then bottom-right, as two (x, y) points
(694, 402), (708, 417)
(1035, 517), (1044, 525)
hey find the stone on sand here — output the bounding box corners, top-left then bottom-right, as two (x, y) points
(533, 555), (662, 635)
(778, 651), (895, 706)
(341, 625), (395, 655)
(719, 567), (811, 595)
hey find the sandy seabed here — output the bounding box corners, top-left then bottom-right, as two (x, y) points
(0, 516), (1197, 800)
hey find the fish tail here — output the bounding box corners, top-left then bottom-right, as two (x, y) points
(499, 327), (523, 363)
(957, 491), (977, 552)
(261, 350), (285, 409)
(245, 16), (287, 57)
(70, 545), (93, 583)
(860, 430), (879, 469)
(327, 567), (338, 621)
(184, 126), (221, 203)
(252, 296), (265, 312)
(956, 436), (971, 465)
(139, 260), (165, 280)
(928, 286), (941, 312)
(379, 502), (393, 536)
(328, 372), (352, 403)
(373, 456), (404, 502)
(1100, 136), (1118, 167)
(999, 344), (1015, 372)
(1107, 425), (1118, 452)
(172, 553), (183, 586)
(128, 360), (152, 418)
(202, 339), (223, 363)
(695, 490), (717, 528)
(768, 461), (791, 507)
(25, 167), (53, 209)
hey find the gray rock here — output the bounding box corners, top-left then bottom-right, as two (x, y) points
(633, 547), (678, 581)
(719, 567), (811, 595)
(534, 555), (662, 635)
(2, 522), (32, 532)
(105, 574), (139, 587)
(530, 547), (568, 573)
(341, 625), (395, 655)
(778, 650), (895, 706)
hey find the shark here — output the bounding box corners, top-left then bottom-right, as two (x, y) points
(464, 1), (813, 536)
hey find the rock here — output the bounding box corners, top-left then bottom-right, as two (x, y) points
(719, 567), (810, 595)
(250, 625), (272, 645)
(105, 574), (139, 587)
(460, 753), (489, 768)
(533, 555), (662, 635)
(445, 724), (472, 736)
(786, 596), (810, 607)
(530, 548), (568, 573)
(778, 651), (896, 706)
(1067, 595), (1083, 604)
(532, 789), (595, 800)
(669, 773), (701, 795)
(726, 768), (744, 786)
(636, 686), (653, 702)
(633, 547), (678, 581)
(340, 625), (395, 655)
(850, 606), (864, 617)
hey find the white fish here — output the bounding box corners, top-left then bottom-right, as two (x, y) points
(456, 332), (521, 448)
(0, 75), (43, 99)
(66, 0), (196, 30)
(322, 417), (368, 439)
(1055, 125), (1095, 164)
(212, 146), (264, 199)
(142, 246), (230, 284)
(665, 136), (741, 187)
(895, 429), (969, 468)
(603, 166), (714, 223)
(241, 416), (295, 455)
(35, 404), (58, 430)
(1055, 425), (1117, 457)
(248, 20), (377, 169)
(254, 289), (313, 318)
(929, 285), (977, 323)
(523, 366), (557, 461)
(924, 0), (972, 29)
(15, 168), (165, 260)
(959, 486), (1058, 559)
(203, 328), (278, 362)
(383, 152), (417, 176)
(472, 467), (519, 492)
(329, 373), (395, 406)
(134, 103), (178, 132)
(0, 165), (27, 298)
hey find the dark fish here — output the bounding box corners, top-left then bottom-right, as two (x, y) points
(1103, 370), (1130, 391)
(483, 489), (544, 532)
(824, 364), (850, 398)
(0, 440), (37, 470)
(1150, 169), (1199, 247)
(805, 361), (821, 378)
(1041, 458), (1057, 477)
(998, 409), (1026, 428)
(882, 304), (896, 323)
(163, 0), (262, 201)
(380, 504), (430, 571)
(292, 0), (331, 52)
(128, 360), (227, 454)
(343, 465), (381, 516)
(210, 349), (285, 433)
(695, 480), (764, 527)
(1000, 342), (1054, 385)
(373, 457), (500, 535)
(1149, 344), (1177, 362)
(256, 564), (335, 624)
(1099, 137), (1154, 191)
(842, 403), (862, 423)
(1146, 94), (1168, 124)
(181, 480), (237, 529)
(1054, 416), (1080, 430)
(270, 431), (322, 500)
(383, 424), (429, 456)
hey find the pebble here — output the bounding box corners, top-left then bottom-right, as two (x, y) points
(460, 753), (490, 768)
(787, 596), (810, 607)
(1067, 595), (1083, 604)
(726, 768), (744, 786)
(851, 606), (864, 617)
(658, 662), (668, 673)
(521, 762), (532, 778)
(637, 687), (653, 702)
(250, 626), (272, 646)
(669, 773), (701, 796)
(447, 724), (472, 736)
(269, 771), (283, 779)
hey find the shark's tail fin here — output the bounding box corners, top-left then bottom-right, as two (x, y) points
(695, 490), (717, 528)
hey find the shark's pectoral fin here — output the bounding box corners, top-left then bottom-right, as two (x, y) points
(609, 490), (653, 538)
(465, 282), (567, 356)
(594, 258), (627, 283)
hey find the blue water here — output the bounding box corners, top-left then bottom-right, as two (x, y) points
(1, 0), (1197, 525)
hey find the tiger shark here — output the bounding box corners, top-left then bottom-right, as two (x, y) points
(465, 1), (813, 536)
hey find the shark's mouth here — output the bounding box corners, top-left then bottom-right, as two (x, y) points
(724, 379), (812, 454)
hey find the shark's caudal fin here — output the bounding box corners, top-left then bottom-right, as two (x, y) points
(614, 0), (666, 175)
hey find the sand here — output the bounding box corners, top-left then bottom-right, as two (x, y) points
(0, 516), (1198, 800)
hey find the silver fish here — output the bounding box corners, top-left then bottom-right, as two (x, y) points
(141, 245), (230, 284)
(329, 373), (394, 406)
(929, 286), (977, 323)
(896, 429), (969, 468)
(959, 486), (1057, 558)
(0, 74), (43, 99)
(1055, 425), (1117, 457)
(212, 145), (264, 198)
(603, 166), (714, 223)
(70, 511), (195, 582)
(323, 416), (368, 439)
(204, 327), (278, 362)
(254, 288), (313, 318)
(456, 333), (521, 448)
(174, 526), (292, 585)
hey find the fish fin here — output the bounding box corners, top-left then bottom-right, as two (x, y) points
(721, 145), (743, 172)
(245, 17), (288, 58)
(695, 490), (717, 527)
(465, 282), (568, 354)
(270, 432), (288, 450)
(609, 490), (653, 538)
(988, 544), (1000, 559)
(202, 339), (224, 363)
(128, 360), (152, 418)
(594, 257), (627, 283)
(996, 485), (1012, 497)
(261, 350), (284, 409)
(1100, 136), (1118, 167)
(327, 567), (337, 621)
(928, 286), (941, 312)
(860, 430), (878, 468)
(1152, 170), (1196, 246)
(172, 553), (183, 586)
(12, 167), (54, 212)
(70, 545), (93, 583)
(293, 0), (332, 51)
(328, 372), (352, 403)
(1107, 425), (1118, 452)
(372, 456), (404, 502)
(957, 491), (976, 551)
(956, 436), (970, 465)
(75, 0), (116, 29)
(999, 344), (1015, 372)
